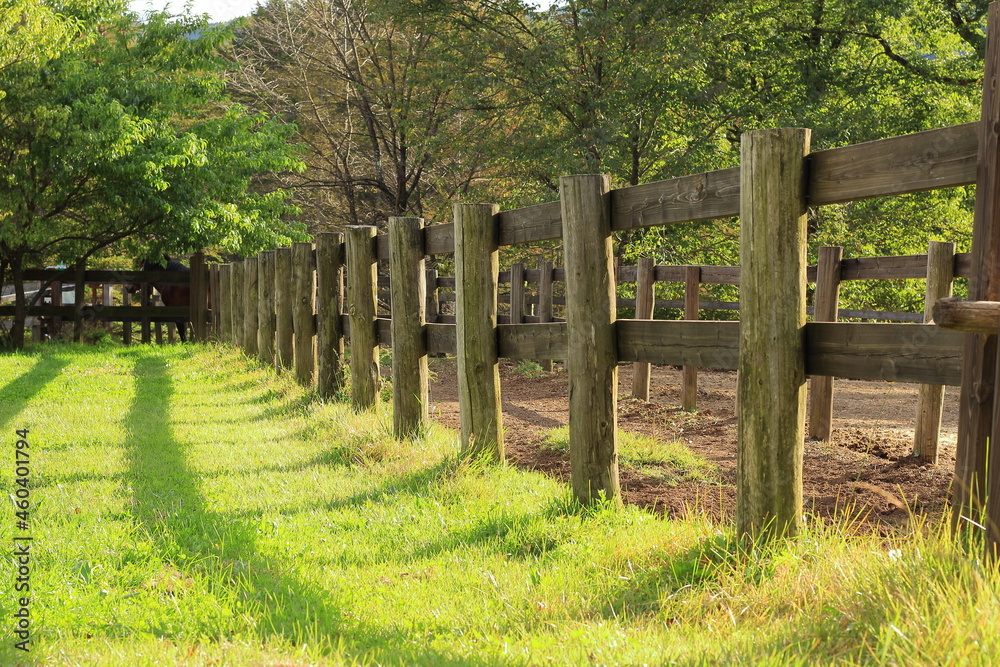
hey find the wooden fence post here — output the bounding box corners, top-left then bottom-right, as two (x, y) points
(219, 264), (232, 344)
(561, 174), (620, 505)
(914, 241), (956, 463)
(258, 251), (276, 366)
(737, 127), (811, 541)
(389, 217), (428, 437)
(316, 232), (346, 398)
(155, 307), (163, 345)
(103, 283), (112, 334)
(510, 262), (525, 325)
(682, 265), (701, 410)
(292, 242), (316, 386)
(190, 252), (207, 341)
(957, 2), (1000, 534)
(808, 246), (843, 441)
(454, 203), (503, 459)
(121, 285), (131, 346)
(210, 264), (220, 338)
(232, 261), (245, 350)
(51, 278), (63, 337)
(274, 248), (294, 371)
(346, 226), (379, 410)
(141, 283), (152, 344)
(538, 259), (554, 371)
(632, 257), (655, 400)
(73, 259), (86, 343)
(243, 256), (259, 356)
(425, 269), (440, 323)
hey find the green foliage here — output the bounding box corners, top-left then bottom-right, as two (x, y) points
(0, 2), (305, 346)
(511, 359), (546, 377)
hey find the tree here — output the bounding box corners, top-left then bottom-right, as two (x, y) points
(0, 0), (76, 87)
(0, 2), (305, 347)
(230, 0), (509, 231)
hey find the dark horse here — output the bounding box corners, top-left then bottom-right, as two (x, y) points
(131, 256), (192, 342)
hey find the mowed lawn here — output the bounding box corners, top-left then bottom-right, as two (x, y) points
(1, 343), (999, 666)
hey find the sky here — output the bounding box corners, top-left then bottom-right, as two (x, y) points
(129, 1), (262, 24)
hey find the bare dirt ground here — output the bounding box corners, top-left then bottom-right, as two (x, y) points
(427, 358), (958, 534)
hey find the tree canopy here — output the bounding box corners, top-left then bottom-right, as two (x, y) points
(0, 1), (305, 346)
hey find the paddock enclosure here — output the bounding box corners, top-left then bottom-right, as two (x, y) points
(8, 7), (1000, 551)
(211, 2), (1000, 547)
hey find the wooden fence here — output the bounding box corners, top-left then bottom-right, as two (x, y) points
(217, 111), (984, 541)
(0, 264), (212, 344)
(15, 3), (1000, 548)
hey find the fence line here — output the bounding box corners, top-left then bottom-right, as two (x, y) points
(5, 69), (995, 543)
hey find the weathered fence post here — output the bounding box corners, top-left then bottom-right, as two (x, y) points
(510, 262), (525, 325)
(219, 264), (232, 344)
(52, 277), (63, 337)
(682, 265), (701, 411)
(561, 174), (620, 505)
(190, 252), (207, 341)
(231, 261), (244, 349)
(808, 246), (843, 441)
(73, 259), (86, 343)
(274, 248), (294, 371)
(538, 259), (554, 371)
(454, 203), (503, 459)
(210, 264), (220, 339)
(292, 242), (316, 386)
(346, 226), (379, 410)
(103, 283), (112, 334)
(153, 297), (163, 345)
(389, 217), (428, 438)
(914, 241), (956, 463)
(258, 251), (276, 366)
(957, 2), (1000, 535)
(632, 257), (655, 400)
(121, 285), (131, 346)
(140, 283), (152, 344)
(737, 128), (811, 540)
(316, 233), (346, 398)
(243, 256), (259, 356)
(425, 269), (440, 323)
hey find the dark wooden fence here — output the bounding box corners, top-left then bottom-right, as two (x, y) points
(0, 264), (212, 343)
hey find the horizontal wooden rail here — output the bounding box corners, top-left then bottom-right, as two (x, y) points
(805, 322), (965, 385)
(338, 314), (965, 386)
(365, 123), (978, 259)
(420, 253), (973, 296)
(21, 269), (191, 284)
(808, 123), (978, 205)
(933, 297), (1000, 333)
(0, 304), (189, 320)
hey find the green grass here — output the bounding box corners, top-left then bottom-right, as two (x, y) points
(542, 426), (716, 483)
(1, 343), (998, 665)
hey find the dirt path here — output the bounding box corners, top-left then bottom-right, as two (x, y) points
(428, 358), (958, 534)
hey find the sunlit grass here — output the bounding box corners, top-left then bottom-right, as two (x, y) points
(542, 425), (717, 483)
(0, 343), (997, 665)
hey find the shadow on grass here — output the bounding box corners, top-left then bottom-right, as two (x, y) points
(123, 353), (516, 665)
(0, 351), (68, 431)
